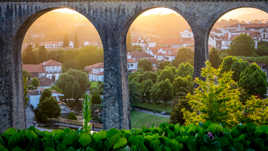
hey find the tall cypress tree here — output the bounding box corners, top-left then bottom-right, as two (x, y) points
(22, 44), (36, 64)
(63, 34), (69, 48)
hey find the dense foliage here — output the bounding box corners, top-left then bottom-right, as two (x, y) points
(129, 63), (194, 105)
(31, 77), (40, 90)
(184, 62), (243, 127)
(138, 59), (153, 71)
(209, 48), (222, 68)
(239, 63), (268, 98)
(35, 89), (61, 123)
(183, 62), (268, 126)
(56, 69), (89, 99)
(219, 56), (267, 98)
(229, 34), (256, 56)
(257, 41), (268, 56)
(22, 45), (103, 71)
(67, 112), (77, 120)
(219, 56), (249, 82)
(1, 122), (267, 151)
(173, 48), (194, 66)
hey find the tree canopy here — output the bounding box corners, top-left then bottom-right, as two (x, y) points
(56, 69), (89, 99)
(229, 34), (255, 56)
(138, 59), (153, 71)
(173, 48), (194, 66)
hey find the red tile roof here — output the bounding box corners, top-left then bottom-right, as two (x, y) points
(22, 64), (44, 73)
(84, 63), (104, 72)
(128, 59), (137, 63)
(42, 59), (62, 66)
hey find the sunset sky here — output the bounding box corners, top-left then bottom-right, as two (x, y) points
(219, 8), (268, 21)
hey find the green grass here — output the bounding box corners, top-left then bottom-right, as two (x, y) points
(132, 102), (172, 113)
(130, 111), (169, 129)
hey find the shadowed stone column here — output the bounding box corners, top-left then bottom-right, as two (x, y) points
(0, 33), (25, 132)
(100, 24), (130, 130)
(192, 28), (209, 78)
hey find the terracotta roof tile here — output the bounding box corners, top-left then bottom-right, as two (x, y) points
(84, 63), (104, 72)
(23, 64), (44, 73)
(42, 59), (62, 66)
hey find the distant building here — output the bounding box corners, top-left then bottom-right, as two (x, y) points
(42, 60), (62, 80)
(209, 23), (268, 50)
(69, 41), (74, 48)
(180, 29), (194, 39)
(84, 63), (104, 82)
(127, 51), (154, 61)
(127, 58), (138, 72)
(40, 41), (64, 49)
(22, 64), (45, 78)
(23, 59), (62, 81)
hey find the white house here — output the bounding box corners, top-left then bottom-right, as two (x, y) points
(69, 41), (74, 48)
(127, 59), (138, 72)
(84, 63), (104, 82)
(40, 41), (64, 49)
(42, 59), (62, 80)
(23, 59), (62, 82)
(180, 29), (194, 39)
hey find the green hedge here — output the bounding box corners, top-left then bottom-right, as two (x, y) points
(0, 122), (267, 151)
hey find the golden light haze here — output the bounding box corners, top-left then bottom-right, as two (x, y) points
(52, 8), (78, 14)
(23, 7), (268, 50)
(219, 8), (268, 21)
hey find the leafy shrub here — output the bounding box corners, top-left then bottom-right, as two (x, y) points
(173, 48), (194, 66)
(242, 96), (268, 125)
(31, 77), (40, 90)
(67, 112), (77, 120)
(176, 63), (194, 77)
(140, 79), (153, 102)
(157, 67), (175, 82)
(173, 76), (194, 98)
(184, 62), (243, 127)
(229, 34), (256, 56)
(239, 63), (268, 98)
(0, 122), (267, 151)
(150, 79), (174, 104)
(35, 96), (61, 123)
(209, 48), (222, 68)
(128, 79), (142, 103)
(91, 91), (102, 122)
(257, 41), (268, 55)
(184, 61), (268, 126)
(170, 99), (191, 125)
(138, 59), (153, 71)
(39, 89), (52, 103)
(219, 56), (249, 81)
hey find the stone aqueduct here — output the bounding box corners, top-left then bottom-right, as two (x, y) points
(0, 0), (267, 132)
